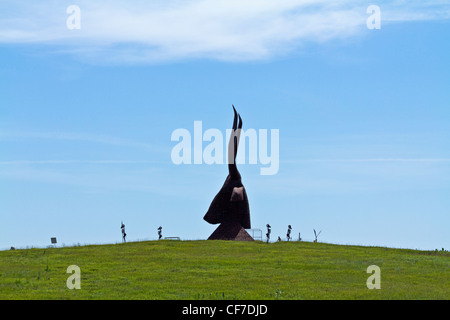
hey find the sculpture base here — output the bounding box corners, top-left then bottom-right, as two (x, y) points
(207, 220), (254, 241)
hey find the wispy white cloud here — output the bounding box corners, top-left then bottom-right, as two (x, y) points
(282, 158), (450, 163)
(251, 157), (450, 197)
(0, 164), (167, 194)
(0, 160), (154, 165)
(1, 0), (448, 63)
(381, 0), (450, 21)
(0, 130), (164, 151)
(0, 160), (212, 198)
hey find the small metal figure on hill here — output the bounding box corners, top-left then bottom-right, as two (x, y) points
(286, 225), (292, 241)
(121, 221), (126, 243)
(158, 226), (162, 240)
(266, 224), (271, 243)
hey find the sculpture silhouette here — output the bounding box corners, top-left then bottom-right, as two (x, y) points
(286, 225), (292, 241)
(157, 226), (162, 240)
(266, 224), (271, 243)
(121, 221), (126, 243)
(204, 106), (252, 241)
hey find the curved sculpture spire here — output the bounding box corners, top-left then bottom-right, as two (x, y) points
(228, 105), (242, 180)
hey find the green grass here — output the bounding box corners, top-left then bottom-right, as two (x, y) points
(0, 240), (448, 299)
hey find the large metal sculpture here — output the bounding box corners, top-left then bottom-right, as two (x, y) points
(204, 106), (253, 241)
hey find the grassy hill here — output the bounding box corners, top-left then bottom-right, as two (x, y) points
(0, 240), (448, 299)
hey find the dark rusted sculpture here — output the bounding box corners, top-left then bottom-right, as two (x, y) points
(204, 106), (252, 241)
(121, 222), (126, 243)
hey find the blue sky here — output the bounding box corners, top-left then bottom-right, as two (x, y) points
(1, 1), (449, 250)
